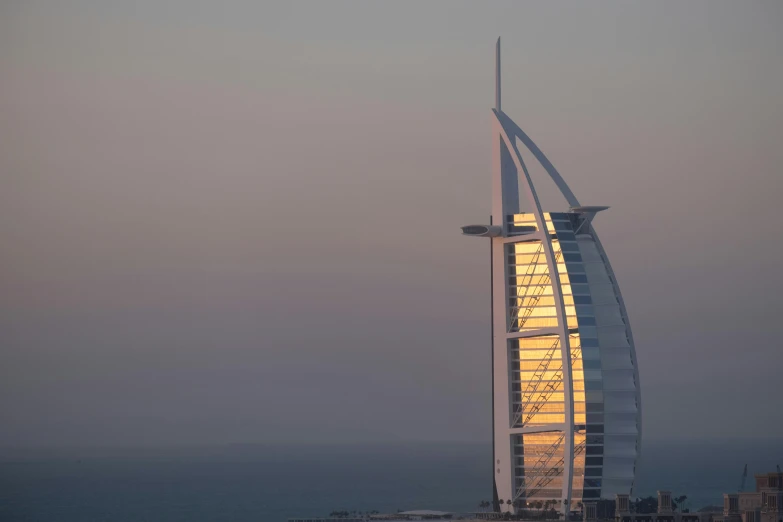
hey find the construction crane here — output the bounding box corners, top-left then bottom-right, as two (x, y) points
(739, 464), (747, 492)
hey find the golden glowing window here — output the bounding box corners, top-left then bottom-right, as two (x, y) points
(514, 318), (560, 328)
(514, 349), (561, 359)
(513, 242), (544, 254)
(516, 336), (559, 346)
(513, 370), (564, 382)
(510, 295), (574, 307)
(522, 402), (565, 413)
(523, 413), (566, 424)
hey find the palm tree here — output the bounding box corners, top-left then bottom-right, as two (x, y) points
(674, 495), (688, 512)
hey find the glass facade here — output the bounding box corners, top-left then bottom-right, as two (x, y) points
(506, 212), (607, 508)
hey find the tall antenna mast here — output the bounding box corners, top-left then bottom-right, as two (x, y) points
(495, 37), (501, 112)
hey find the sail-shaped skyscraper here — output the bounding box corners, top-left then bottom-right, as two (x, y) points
(462, 39), (642, 515)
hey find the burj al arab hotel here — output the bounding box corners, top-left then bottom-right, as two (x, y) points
(462, 40), (641, 515)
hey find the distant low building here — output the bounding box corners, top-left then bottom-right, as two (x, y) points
(372, 511), (453, 520)
(288, 510), (453, 522)
(288, 519), (366, 522)
(584, 491), (710, 522)
(579, 472), (783, 522)
(713, 472), (783, 522)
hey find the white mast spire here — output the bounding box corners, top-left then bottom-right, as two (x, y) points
(495, 37), (501, 112)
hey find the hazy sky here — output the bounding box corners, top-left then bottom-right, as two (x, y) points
(1, 1), (782, 447)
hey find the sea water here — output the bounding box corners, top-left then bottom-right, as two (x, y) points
(1, 440), (780, 522)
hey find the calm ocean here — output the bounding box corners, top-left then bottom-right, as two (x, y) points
(1, 440), (780, 522)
